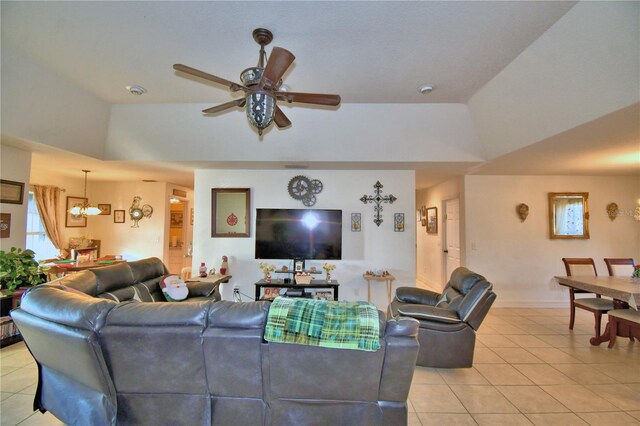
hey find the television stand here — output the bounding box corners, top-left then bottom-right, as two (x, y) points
(254, 279), (339, 301)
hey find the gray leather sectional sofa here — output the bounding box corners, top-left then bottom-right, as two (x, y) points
(11, 258), (420, 426)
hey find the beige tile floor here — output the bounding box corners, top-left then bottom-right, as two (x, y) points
(1, 308), (638, 425)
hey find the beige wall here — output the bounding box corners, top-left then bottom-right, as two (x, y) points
(0, 145), (31, 250)
(416, 176), (465, 289)
(464, 175), (640, 307)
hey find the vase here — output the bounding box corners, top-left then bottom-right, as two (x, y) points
(325, 272), (331, 281)
(265, 272), (271, 283)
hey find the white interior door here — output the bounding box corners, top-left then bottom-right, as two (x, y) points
(445, 199), (461, 281)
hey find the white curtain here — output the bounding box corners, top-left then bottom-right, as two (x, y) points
(30, 185), (67, 257)
(555, 198), (584, 236)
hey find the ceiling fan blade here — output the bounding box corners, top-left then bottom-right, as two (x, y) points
(202, 98), (246, 114)
(173, 64), (245, 92)
(259, 47), (295, 89)
(275, 92), (341, 106)
(273, 105), (292, 128)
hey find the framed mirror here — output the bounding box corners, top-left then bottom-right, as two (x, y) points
(549, 192), (589, 239)
(211, 188), (250, 238)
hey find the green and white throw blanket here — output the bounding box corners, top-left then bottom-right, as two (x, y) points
(264, 297), (380, 351)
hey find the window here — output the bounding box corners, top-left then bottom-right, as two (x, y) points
(26, 192), (58, 261)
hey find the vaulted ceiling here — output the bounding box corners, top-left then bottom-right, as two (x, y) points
(1, 1), (638, 189)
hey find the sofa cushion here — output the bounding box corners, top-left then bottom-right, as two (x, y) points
(59, 270), (99, 296)
(449, 267), (485, 294)
(129, 258), (168, 283)
(92, 262), (135, 294)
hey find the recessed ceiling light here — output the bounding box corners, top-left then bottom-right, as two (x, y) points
(126, 85), (147, 95)
(418, 84), (434, 94)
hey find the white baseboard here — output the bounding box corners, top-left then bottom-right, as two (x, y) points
(492, 299), (569, 308)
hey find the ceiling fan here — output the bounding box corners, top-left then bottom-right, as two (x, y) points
(173, 28), (341, 136)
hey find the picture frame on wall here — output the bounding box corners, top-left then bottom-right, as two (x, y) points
(426, 207), (438, 234)
(170, 212), (184, 228)
(65, 196), (88, 228)
(0, 213), (11, 238)
(294, 259), (305, 272)
(98, 204), (111, 215)
(114, 210), (125, 223)
(0, 180), (25, 204)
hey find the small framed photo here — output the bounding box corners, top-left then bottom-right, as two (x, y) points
(171, 211), (184, 228)
(0, 213), (11, 238)
(426, 207), (438, 234)
(0, 180), (25, 204)
(394, 213), (405, 232)
(114, 210), (126, 223)
(263, 287), (281, 300)
(65, 196), (88, 228)
(351, 213), (361, 232)
(98, 204), (111, 215)
(294, 259), (305, 272)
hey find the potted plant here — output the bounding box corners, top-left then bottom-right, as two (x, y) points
(0, 247), (47, 316)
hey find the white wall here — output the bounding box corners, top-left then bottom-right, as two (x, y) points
(416, 176), (464, 289)
(0, 145), (31, 250)
(193, 169), (416, 310)
(464, 175), (640, 308)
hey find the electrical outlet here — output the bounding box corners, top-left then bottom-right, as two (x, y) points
(233, 285), (240, 291)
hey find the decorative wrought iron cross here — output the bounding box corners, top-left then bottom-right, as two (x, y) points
(360, 181), (397, 227)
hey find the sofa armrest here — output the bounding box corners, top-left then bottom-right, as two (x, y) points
(395, 286), (440, 305)
(396, 304), (462, 324)
(379, 317), (420, 402)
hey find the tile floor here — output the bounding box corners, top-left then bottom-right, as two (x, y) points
(1, 308), (638, 425)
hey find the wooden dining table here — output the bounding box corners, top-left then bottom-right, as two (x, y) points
(49, 260), (125, 273)
(555, 275), (640, 345)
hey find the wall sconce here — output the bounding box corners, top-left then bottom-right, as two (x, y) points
(635, 205), (640, 221)
(606, 202), (619, 221)
(516, 203), (529, 222)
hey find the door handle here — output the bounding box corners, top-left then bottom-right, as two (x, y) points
(443, 250), (449, 253)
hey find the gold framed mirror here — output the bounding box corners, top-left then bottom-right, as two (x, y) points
(548, 192), (589, 239)
(211, 188), (250, 238)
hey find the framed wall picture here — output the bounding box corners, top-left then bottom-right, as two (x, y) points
(171, 211), (184, 228)
(294, 259), (305, 272)
(0, 180), (25, 204)
(65, 196), (88, 228)
(351, 213), (361, 232)
(114, 210), (125, 223)
(426, 207), (438, 234)
(394, 213), (405, 232)
(211, 188), (250, 238)
(0, 213), (11, 238)
(98, 204), (111, 215)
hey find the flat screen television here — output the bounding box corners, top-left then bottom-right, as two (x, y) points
(255, 209), (342, 260)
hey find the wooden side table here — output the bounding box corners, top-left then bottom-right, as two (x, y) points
(363, 274), (396, 304)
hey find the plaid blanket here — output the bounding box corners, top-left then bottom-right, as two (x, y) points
(264, 297), (380, 351)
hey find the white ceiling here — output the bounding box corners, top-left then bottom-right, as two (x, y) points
(2, 1), (638, 189)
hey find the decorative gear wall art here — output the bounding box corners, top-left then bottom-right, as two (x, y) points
(287, 175), (323, 206)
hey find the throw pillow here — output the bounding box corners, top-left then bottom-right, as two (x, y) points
(159, 274), (189, 302)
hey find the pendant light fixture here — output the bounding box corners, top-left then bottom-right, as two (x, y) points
(68, 170), (101, 217)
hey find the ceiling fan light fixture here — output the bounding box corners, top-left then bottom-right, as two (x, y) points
(246, 92), (275, 135)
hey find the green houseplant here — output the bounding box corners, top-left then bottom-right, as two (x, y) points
(0, 247), (47, 296)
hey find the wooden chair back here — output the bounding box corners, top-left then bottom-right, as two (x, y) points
(603, 258), (635, 277)
(562, 258), (597, 276)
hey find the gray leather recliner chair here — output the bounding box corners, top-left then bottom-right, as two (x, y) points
(388, 267), (496, 368)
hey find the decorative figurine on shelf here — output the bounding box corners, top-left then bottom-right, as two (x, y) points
(322, 263), (336, 281)
(259, 262), (276, 282)
(199, 262), (208, 278)
(220, 256), (229, 275)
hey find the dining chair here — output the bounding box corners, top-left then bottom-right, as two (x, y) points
(562, 258), (614, 336)
(603, 258), (635, 277)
